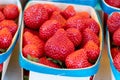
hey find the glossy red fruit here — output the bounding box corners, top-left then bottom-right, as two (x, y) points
(0, 11), (5, 22)
(81, 28), (100, 47)
(65, 49), (92, 69)
(105, 0), (120, 8)
(45, 29), (74, 62)
(0, 64), (3, 72)
(66, 15), (86, 31)
(24, 4), (48, 29)
(0, 5), (4, 12)
(0, 20), (18, 36)
(66, 28), (82, 47)
(0, 28), (12, 49)
(84, 40), (100, 63)
(111, 47), (120, 59)
(113, 28), (120, 46)
(43, 4), (60, 17)
(3, 4), (19, 20)
(50, 11), (66, 27)
(39, 57), (60, 68)
(39, 20), (62, 40)
(75, 11), (90, 18)
(61, 5), (76, 19)
(23, 44), (43, 59)
(113, 53), (120, 72)
(107, 12), (120, 34)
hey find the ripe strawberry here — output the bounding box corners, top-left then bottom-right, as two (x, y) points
(75, 11), (90, 18)
(113, 28), (120, 46)
(24, 4), (48, 29)
(65, 15), (86, 31)
(107, 12), (120, 34)
(113, 53), (120, 72)
(3, 4), (19, 20)
(0, 63), (3, 72)
(65, 49), (92, 69)
(105, 0), (120, 8)
(85, 18), (100, 34)
(61, 5), (76, 19)
(111, 47), (120, 59)
(0, 5), (4, 12)
(45, 29), (74, 62)
(0, 28), (12, 49)
(66, 28), (82, 47)
(0, 20), (18, 36)
(81, 28), (100, 47)
(84, 40), (100, 63)
(0, 11), (5, 22)
(39, 57), (60, 68)
(39, 20), (62, 40)
(50, 11), (66, 27)
(43, 4), (60, 17)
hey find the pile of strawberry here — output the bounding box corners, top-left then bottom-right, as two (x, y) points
(23, 3), (100, 69)
(107, 12), (120, 72)
(105, 0), (120, 8)
(0, 4), (19, 72)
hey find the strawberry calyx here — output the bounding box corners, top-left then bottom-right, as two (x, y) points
(27, 54), (39, 62)
(0, 49), (7, 53)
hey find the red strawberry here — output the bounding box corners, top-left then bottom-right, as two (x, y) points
(50, 11), (66, 27)
(0, 11), (5, 22)
(0, 28), (12, 49)
(45, 29), (74, 62)
(113, 28), (120, 46)
(0, 63), (3, 72)
(39, 57), (60, 68)
(43, 4), (60, 17)
(66, 28), (82, 47)
(0, 5), (4, 12)
(24, 4), (48, 29)
(23, 44), (43, 60)
(65, 49), (92, 69)
(113, 53), (120, 72)
(111, 47), (120, 59)
(61, 5), (76, 19)
(3, 4), (19, 20)
(107, 12), (120, 34)
(39, 20), (62, 40)
(75, 11), (90, 18)
(85, 18), (100, 34)
(0, 20), (18, 36)
(84, 40), (100, 63)
(90, 76), (94, 80)
(105, 0), (120, 8)
(65, 15), (86, 31)
(81, 28), (100, 47)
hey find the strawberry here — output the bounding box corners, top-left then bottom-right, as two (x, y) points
(0, 11), (5, 22)
(107, 12), (120, 34)
(113, 28), (120, 46)
(0, 63), (3, 72)
(65, 15), (86, 31)
(22, 44), (43, 59)
(45, 29), (74, 62)
(39, 57), (60, 68)
(50, 11), (66, 27)
(61, 5), (76, 19)
(105, 0), (120, 8)
(113, 53), (120, 72)
(0, 28), (12, 49)
(84, 40), (100, 63)
(111, 47), (120, 59)
(81, 28), (100, 47)
(3, 4), (19, 20)
(90, 76), (94, 80)
(75, 11), (90, 18)
(0, 20), (18, 36)
(66, 28), (82, 47)
(23, 31), (45, 54)
(65, 49), (92, 69)
(24, 4), (48, 29)
(0, 5), (4, 12)
(39, 20), (62, 40)
(85, 18), (100, 34)
(43, 4), (60, 17)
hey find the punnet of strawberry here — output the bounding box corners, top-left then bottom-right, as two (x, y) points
(20, 1), (103, 77)
(106, 12), (120, 79)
